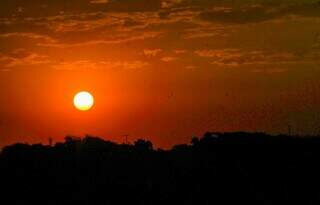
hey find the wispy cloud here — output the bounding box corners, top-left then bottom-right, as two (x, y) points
(53, 60), (149, 70)
(197, 2), (320, 24)
(90, 0), (110, 4)
(161, 56), (178, 62)
(0, 32), (56, 43)
(195, 49), (320, 66)
(0, 0), (319, 72)
(0, 52), (51, 68)
(38, 31), (162, 48)
(174, 49), (187, 54)
(143, 49), (162, 57)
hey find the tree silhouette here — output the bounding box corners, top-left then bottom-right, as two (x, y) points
(191, 136), (200, 146)
(0, 132), (320, 205)
(134, 139), (153, 151)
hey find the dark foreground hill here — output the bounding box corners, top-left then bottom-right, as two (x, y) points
(1, 132), (320, 205)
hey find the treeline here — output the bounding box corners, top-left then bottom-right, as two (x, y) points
(1, 132), (320, 205)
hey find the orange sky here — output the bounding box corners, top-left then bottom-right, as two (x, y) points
(1, 0), (320, 148)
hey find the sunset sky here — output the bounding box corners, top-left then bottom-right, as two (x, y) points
(1, 0), (320, 148)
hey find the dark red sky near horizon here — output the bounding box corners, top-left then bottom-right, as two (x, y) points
(1, 0), (320, 148)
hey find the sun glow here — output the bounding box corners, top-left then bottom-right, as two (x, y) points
(73, 91), (94, 111)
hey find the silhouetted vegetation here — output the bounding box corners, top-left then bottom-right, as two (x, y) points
(1, 132), (320, 204)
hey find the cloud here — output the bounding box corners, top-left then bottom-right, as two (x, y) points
(0, 32), (56, 43)
(183, 26), (229, 39)
(312, 32), (320, 49)
(0, 50), (51, 68)
(161, 0), (184, 8)
(0, 0), (164, 18)
(198, 5), (278, 24)
(174, 49), (186, 54)
(0, 0), (319, 72)
(0, 4), (197, 47)
(198, 2), (320, 24)
(252, 68), (288, 74)
(143, 49), (162, 57)
(0, 0), (319, 21)
(90, 0), (110, 4)
(195, 49), (316, 66)
(53, 60), (149, 70)
(38, 31), (162, 47)
(121, 61), (150, 69)
(186, 65), (196, 69)
(161, 56), (178, 62)
(0, 68), (11, 72)
(53, 60), (99, 70)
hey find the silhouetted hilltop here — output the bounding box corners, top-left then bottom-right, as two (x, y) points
(1, 132), (320, 205)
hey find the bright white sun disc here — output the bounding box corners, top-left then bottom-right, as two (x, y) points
(73, 91), (94, 111)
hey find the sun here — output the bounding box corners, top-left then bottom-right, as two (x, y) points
(73, 91), (94, 111)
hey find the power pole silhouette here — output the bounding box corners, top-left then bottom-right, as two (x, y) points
(288, 125), (292, 136)
(48, 137), (53, 146)
(123, 134), (129, 144)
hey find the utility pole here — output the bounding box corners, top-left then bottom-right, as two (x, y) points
(288, 125), (292, 136)
(123, 134), (129, 144)
(48, 137), (53, 146)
